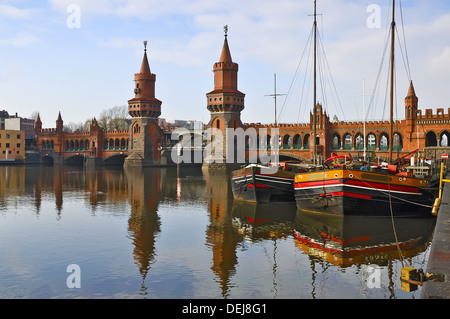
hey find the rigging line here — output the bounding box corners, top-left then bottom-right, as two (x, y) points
(367, 0), (394, 120)
(399, 0), (412, 80)
(280, 27), (314, 123)
(298, 63), (313, 123)
(366, 26), (391, 121)
(395, 27), (411, 83)
(386, 166), (411, 268)
(317, 32), (346, 122)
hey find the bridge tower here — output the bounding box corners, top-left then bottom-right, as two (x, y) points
(124, 41), (162, 167)
(204, 26), (245, 168)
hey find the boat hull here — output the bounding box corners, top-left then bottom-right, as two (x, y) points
(231, 165), (295, 203)
(294, 168), (438, 217)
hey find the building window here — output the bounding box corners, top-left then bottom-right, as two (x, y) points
(6, 143), (10, 148)
(6, 134), (10, 139)
(17, 143), (21, 148)
(17, 134), (20, 139)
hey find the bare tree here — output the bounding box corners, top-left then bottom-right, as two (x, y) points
(63, 122), (84, 133)
(98, 105), (130, 131)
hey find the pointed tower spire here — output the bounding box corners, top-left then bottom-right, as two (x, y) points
(56, 111), (63, 124)
(407, 80), (416, 97)
(405, 80), (418, 120)
(140, 41), (151, 74)
(219, 25), (232, 63)
(35, 113), (42, 133)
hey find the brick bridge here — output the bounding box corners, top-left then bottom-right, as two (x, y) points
(35, 33), (450, 167)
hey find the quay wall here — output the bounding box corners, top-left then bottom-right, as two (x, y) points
(421, 184), (450, 298)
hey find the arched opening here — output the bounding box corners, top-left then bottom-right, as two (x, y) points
(379, 133), (389, 150)
(354, 133), (364, 150)
(103, 154), (127, 166)
(393, 132), (403, 151)
(283, 135), (291, 149)
(293, 134), (301, 149)
(331, 134), (341, 150)
(425, 131), (437, 147)
(367, 133), (376, 150)
(303, 134), (310, 149)
(41, 155), (54, 165)
(65, 154), (86, 166)
(343, 133), (352, 150)
(440, 131), (450, 147)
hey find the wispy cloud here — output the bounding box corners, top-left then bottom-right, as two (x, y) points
(0, 4), (34, 20)
(0, 33), (40, 46)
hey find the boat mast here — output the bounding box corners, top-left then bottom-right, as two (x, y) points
(313, 0), (317, 165)
(389, 0), (396, 164)
(265, 74), (285, 127)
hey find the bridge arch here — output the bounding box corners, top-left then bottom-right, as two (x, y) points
(41, 154), (54, 164)
(103, 153), (127, 165)
(64, 153), (88, 165)
(278, 152), (309, 162)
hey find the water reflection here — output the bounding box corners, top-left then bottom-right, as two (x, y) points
(293, 211), (436, 267)
(232, 201), (296, 240)
(0, 165), (437, 298)
(203, 168), (238, 298)
(124, 167), (162, 295)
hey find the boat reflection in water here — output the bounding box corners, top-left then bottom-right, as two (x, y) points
(232, 201), (297, 239)
(293, 210), (436, 267)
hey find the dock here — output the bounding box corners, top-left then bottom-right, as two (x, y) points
(421, 183), (450, 299)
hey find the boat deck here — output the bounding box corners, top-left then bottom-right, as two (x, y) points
(422, 183), (450, 298)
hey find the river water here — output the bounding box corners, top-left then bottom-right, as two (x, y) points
(0, 165), (436, 299)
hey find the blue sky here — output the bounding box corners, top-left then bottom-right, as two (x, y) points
(1, 0), (450, 128)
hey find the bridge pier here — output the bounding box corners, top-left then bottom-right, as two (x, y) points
(85, 156), (102, 167)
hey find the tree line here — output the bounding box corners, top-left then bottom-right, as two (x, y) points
(32, 106), (130, 133)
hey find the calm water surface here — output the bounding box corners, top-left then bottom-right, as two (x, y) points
(0, 165), (436, 299)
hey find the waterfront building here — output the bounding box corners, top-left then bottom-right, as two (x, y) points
(0, 129), (25, 161)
